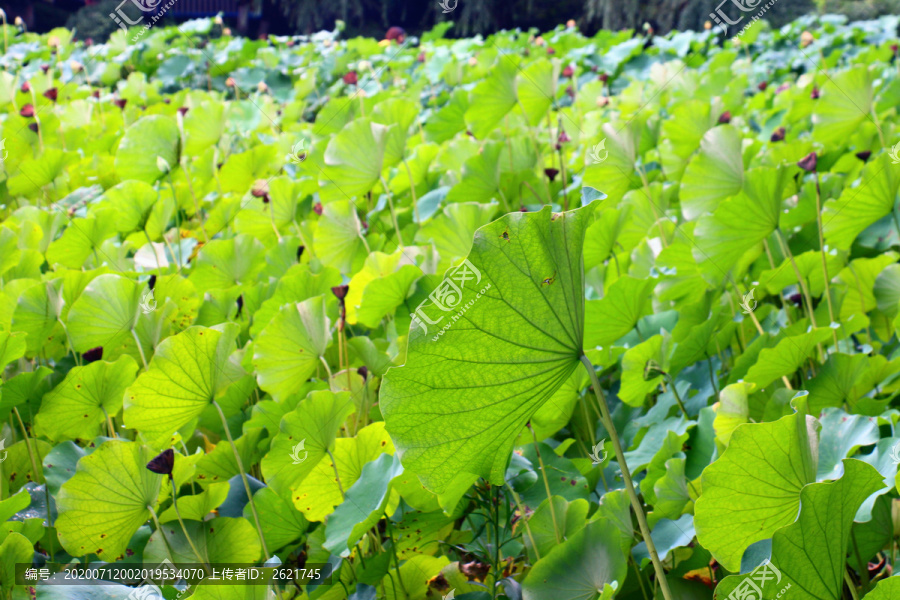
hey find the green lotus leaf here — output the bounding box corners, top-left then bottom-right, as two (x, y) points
(695, 411), (818, 572)
(46, 210), (119, 269)
(522, 518), (627, 600)
(465, 55), (518, 139)
(414, 201), (499, 266)
(680, 124), (744, 220)
(36, 355), (138, 442)
(582, 121), (640, 204)
(243, 487), (308, 552)
(382, 202), (596, 492)
(320, 118), (390, 202)
(714, 459), (883, 600)
(189, 234), (266, 293)
(56, 440), (161, 560)
(823, 154), (900, 251)
(123, 325), (246, 446)
(252, 296), (331, 401)
(812, 65), (873, 145)
(114, 115), (180, 184)
(260, 390), (356, 500)
(313, 199), (368, 274)
(324, 453), (403, 556)
(66, 274), (147, 362)
(584, 276), (655, 349)
(144, 516), (262, 564)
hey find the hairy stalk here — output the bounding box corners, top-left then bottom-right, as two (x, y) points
(211, 400), (270, 559)
(580, 355), (674, 600)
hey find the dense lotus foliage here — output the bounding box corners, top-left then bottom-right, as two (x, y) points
(3, 10), (900, 600)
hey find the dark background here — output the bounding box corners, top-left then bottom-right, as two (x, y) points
(5, 0), (896, 43)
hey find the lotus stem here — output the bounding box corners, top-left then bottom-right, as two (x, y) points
(527, 424), (561, 544)
(211, 400), (270, 559)
(580, 354), (674, 600)
(812, 172), (838, 346)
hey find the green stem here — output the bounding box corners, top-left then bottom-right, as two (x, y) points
(527, 425), (561, 544)
(851, 530), (871, 592)
(379, 177), (404, 248)
(168, 479), (210, 571)
(131, 328), (148, 369)
(211, 400), (270, 559)
(845, 569), (860, 600)
(148, 505), (177, 564)
(812, 173), (838, 347)
(580, 354), (674, 600)
(325, 448), (345, 499)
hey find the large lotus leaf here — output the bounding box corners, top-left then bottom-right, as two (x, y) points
(313, 199), (368, 274)
(7, 149), (66, 197)
(56, 440), (161, 560)
(12, 280), (66, 356)
(114, 115), (180, 184)
(837, 254), (896, 322)
(98, 180), (163, 235)
(584, 276), (655, 349)
(692, 167), (787, 282)
(144, 516), (262, 564)
(36, 355), (138, 442)
(714, 459), (883, 600)
(189, 234), (266, 292)
(0, 532), (33, 594)
(516, 58), (557, 126)
(865, 578), (900, 600)
(619, 334), (670, 407)
(425, 88), (469, 143)
(465, 55), (518, 139)
(382, 202), (597, 493)
(66, 274), (145, 361)
(812, 65), (874, 145)
(252, 296), (331, 401)
(320, 118), (389, 202)
(292, 421), (394, 521)
(445, 143), (503, 205)
(0, 331), (26, 371)
(159, 482), (229, 523)
(758, 249), (845, 298)
(744, 328), (833, 389)
(261, 390), (356, 500)
(324, 453), (403, 556)
(123, 325), (246, 445)
(523, 496), (590, 562)
(46, 210), (119, 269)
(249, 265), (342, 338)
(815, 408), (879, 481)
(522, 518), (627, 600)
(695, 411), (818, 572)
(823, 153), (900, 251)
(712, 382), (753, 446)
(345, 251), (422, 328)
(243, 487), (308, 552)
(582, 121), (640, 203)
(680, 125), (744, 220)
(803, 353), (869, 412)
